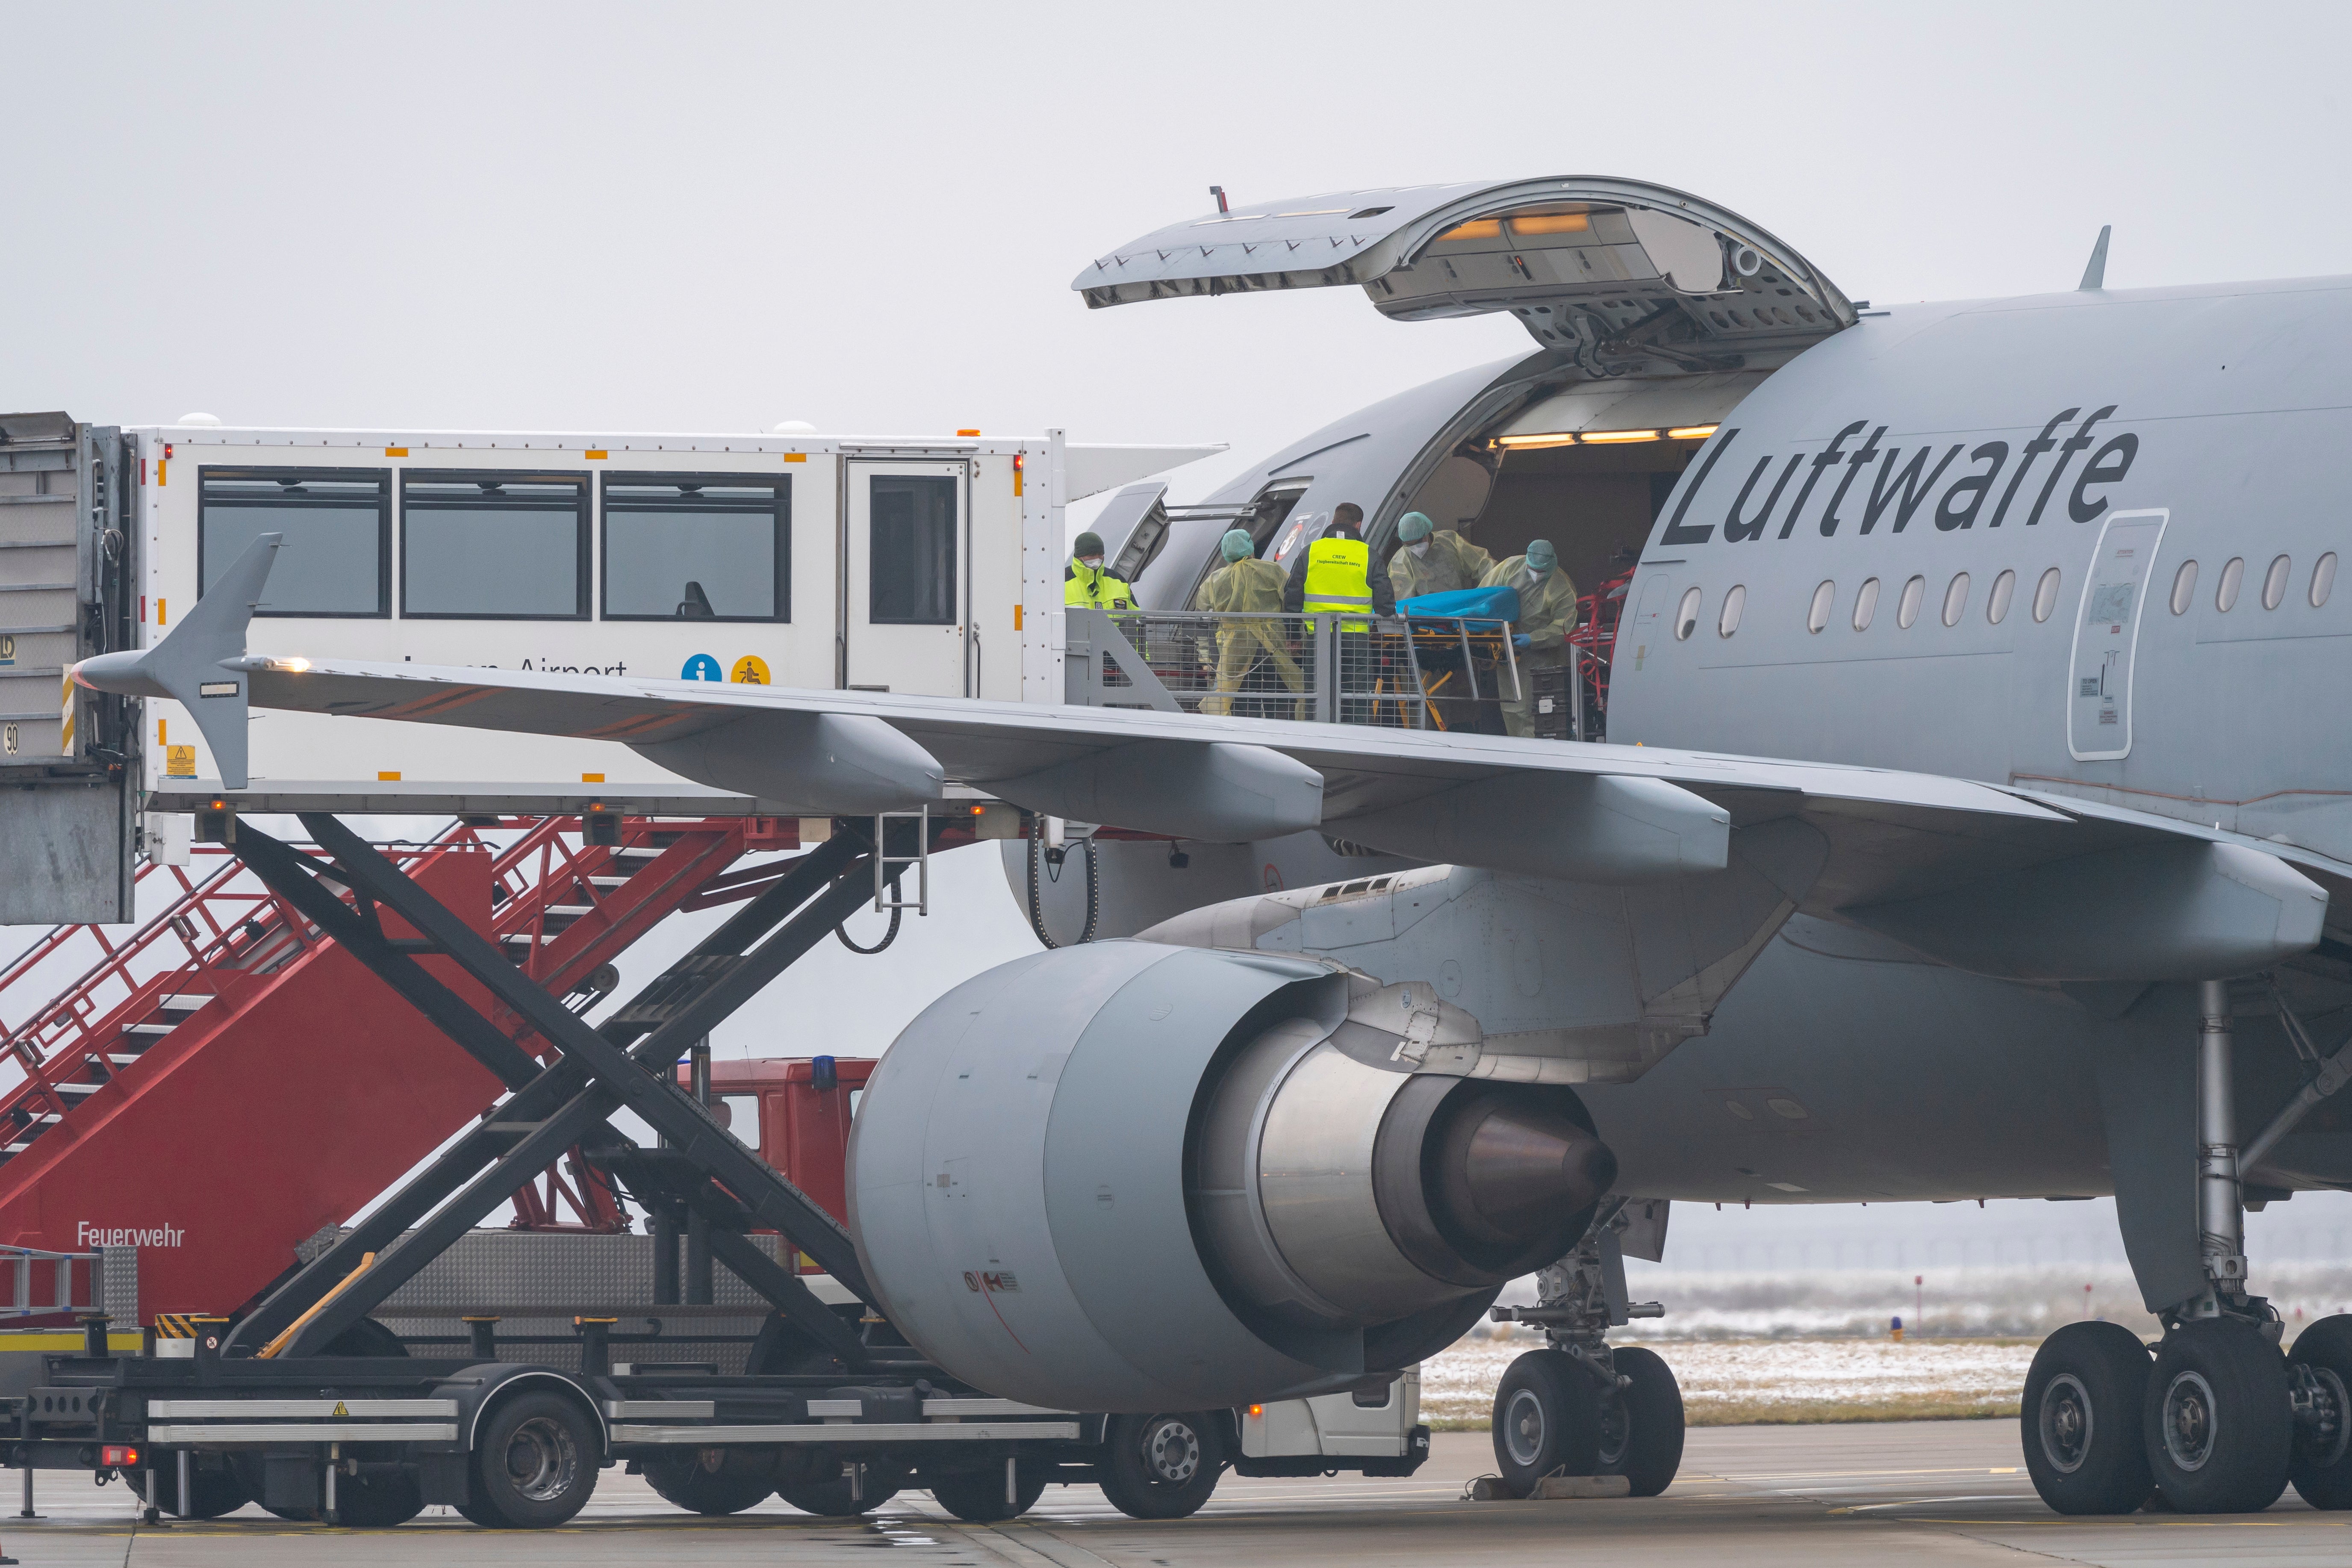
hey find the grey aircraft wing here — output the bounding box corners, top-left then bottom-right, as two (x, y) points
(75, 536), (2337, 992)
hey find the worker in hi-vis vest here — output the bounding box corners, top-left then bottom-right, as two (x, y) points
(1062, 530), (1133, 609)
(1193, 528), (1303, 718)
(1281, 503), (1395, 635)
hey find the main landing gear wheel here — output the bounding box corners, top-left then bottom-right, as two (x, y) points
(2144, 1318), (2291, 1514)
(644, 1447), (779, 1515)
(2289, 1314), (2352, 1508)
(1597, 1346), (1685, 1496)
(928, 1458), (1050, 1522)
(1491, 1349), (1600, 1496)
(1097, 1413), (1223, 1519)
(2021, 1320), (2155, 1514)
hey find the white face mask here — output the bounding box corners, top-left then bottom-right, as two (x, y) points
(1078, 556), (1103, 570)
(1411, 541), (1431, 557)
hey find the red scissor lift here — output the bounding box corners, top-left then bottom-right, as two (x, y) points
(0, 814), (799, 1322)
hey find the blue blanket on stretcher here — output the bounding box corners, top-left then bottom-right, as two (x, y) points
(1396, 584), (1519, 622)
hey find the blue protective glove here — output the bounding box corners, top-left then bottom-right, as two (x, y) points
(1512, 632), (1532, 649)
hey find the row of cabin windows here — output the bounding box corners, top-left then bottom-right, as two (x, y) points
(1672, 566), (2064, 641)
(2169, 553), (2337, 614)
(196, 468), (961, 625)
(1672, 551), (2343, 644)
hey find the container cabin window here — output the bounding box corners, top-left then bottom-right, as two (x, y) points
(602, 474), (789, 621)
(402, 472), (589, 619)
(198, 468), (389, 617)
(870, 475), (957, 625)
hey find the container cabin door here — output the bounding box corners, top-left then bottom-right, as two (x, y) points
(845, 462), (970, 697)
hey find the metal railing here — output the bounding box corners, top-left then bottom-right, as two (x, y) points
(1062, 607), (1543, 734)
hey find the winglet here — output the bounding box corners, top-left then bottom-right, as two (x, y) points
(71, 532), (280, 789)
(2078, 225), (2111, 291)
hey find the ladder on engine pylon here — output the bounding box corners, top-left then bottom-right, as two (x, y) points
(0, 813), (787, 1321)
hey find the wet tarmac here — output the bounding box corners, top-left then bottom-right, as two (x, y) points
(0, 1421), (2340, 1566)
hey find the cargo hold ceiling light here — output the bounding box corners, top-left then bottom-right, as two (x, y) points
(1491, 424), (1718, 450)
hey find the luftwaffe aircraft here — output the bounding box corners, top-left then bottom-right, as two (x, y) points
(80, 177), (2352, 1518)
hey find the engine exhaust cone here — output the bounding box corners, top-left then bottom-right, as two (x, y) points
(1430, 1092), (1616, 1259)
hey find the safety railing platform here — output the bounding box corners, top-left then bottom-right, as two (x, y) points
(1064, 607), (1549, 734)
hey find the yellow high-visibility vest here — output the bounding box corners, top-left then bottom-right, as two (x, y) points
(1064, 561), (1133, 610)
(1302, 537), (1373, 632)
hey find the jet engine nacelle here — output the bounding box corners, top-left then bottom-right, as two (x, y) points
(848, 940), (1613, 1412)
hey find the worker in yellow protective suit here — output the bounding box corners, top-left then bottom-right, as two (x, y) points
(1482, 539), (1580, 738)
(1192, 528), (1302, 717)
(1386, 510), (1494, 601)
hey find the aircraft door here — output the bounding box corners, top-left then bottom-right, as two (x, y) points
(1622, 572), (1677, 677)
(2067, 509), (2168, 762)
(846, 461), (970, 697)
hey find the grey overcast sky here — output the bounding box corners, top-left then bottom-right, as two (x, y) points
(6, 0), (2349, 502)
(10, 0), (2352, 1258)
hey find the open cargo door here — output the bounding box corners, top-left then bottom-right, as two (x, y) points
(1074, 177), (1854, 374)
(0, 413), (138, 923)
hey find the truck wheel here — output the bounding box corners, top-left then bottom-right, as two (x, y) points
(469, 1390), (599, 1528)
(127, 1459), (253, 1519)
(227, 1454), (314, 1521)
(1097, 1413), (1222, 1520)
(1491, 1349), (1599, 1496)
(333, 1463), (426, 1527)
(1600, 1346), (1686, 1497)
(775, 1454), (908, 1517)
(928, 1458), (1049, 1522)
(645, 1448), (778, 1515)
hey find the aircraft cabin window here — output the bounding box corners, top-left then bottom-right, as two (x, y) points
(402, 472), (590, 619)
(1852, 577), (1881, 631)
(1941, 572), (1970, 628)
(870, 475), (958, 625)
(1717, 584), (1746, 637)
(1806, 580), (1834, 634)
(1987, 568), (2016, 625)
(2169, 560), (2199, 615)
(1673, 587), (1701, 641)
(2032, 567), (2062, 623)
(1896, 575), (1926, 629)
(2216, 556), (2245, 613)
(2314, 552), (2339, 609)
(2262, 554), (2292, 611)
(199, 468), (391, 618)
(602, 475), (790, 622)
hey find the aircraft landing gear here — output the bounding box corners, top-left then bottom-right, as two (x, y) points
(2028, 979), (2326, 1516)
(1487, 1202), (1685, 1498)
(2020, 1320), (2153, 1513)
(2288, 1315), (2352, 1506)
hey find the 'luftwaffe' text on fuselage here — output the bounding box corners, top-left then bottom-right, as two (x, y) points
(1659, 407), (2139, 548)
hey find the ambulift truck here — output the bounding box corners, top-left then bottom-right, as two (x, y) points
(6, 811), (1428, 1528)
